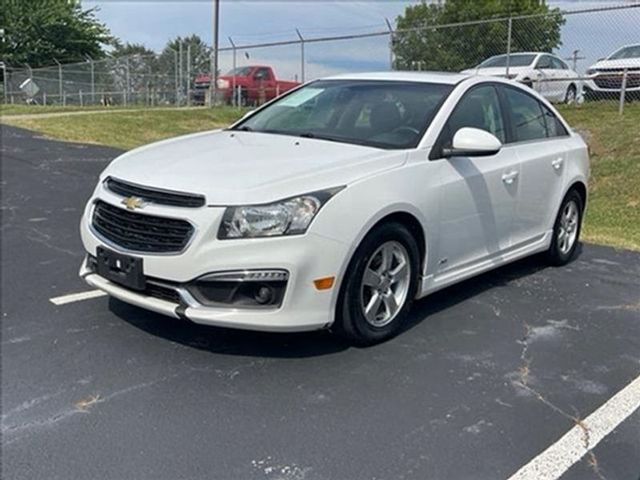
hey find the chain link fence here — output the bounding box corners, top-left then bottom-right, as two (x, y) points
(2, 3), (639, 113)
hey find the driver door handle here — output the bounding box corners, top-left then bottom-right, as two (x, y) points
(502, 170), (519, 185)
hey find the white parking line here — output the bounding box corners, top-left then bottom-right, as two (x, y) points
(49, 290), (107, 305)
(507, 374), (640, 480)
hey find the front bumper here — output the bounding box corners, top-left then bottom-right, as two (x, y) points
(80, 192), (350, 332)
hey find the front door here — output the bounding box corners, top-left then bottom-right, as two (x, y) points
(431, 85), (519, 274)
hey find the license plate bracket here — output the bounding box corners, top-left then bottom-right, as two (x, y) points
(96, 247), (146, 291)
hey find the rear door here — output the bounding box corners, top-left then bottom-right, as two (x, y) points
(550, 56), (573, 101)
(500, 85), (570, 247)
(431, 84), (519, 274)
(534, 54), (554, 99)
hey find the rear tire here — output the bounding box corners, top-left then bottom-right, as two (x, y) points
(565, 84), (577, 104)
(547, 190), (584, 266)
(333, 222), (420, 346)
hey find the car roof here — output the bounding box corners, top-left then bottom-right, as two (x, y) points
(321, 71), (470, 85)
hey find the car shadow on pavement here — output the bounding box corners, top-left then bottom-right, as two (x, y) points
(109, 246), (581, 358)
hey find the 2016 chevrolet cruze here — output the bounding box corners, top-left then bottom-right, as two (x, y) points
(80, 72), (589, 345)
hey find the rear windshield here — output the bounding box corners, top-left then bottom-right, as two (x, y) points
(479, 54), (536, 68)
(233, 80), (454, 149)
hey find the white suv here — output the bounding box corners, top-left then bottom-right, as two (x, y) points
(584, 44), (640, 100)
(80, 72), (589, 345)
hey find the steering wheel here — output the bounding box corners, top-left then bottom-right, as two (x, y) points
(392, 126), (420, 136)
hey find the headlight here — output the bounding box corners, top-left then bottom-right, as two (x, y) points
(217, 79), (230, 89)
(218, 188), (344, 239)
(586, 68), (597, 76)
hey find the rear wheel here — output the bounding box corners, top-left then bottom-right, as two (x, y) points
(333, 222), (420, 346)
(564, 84), (577, 104)
(547, 190), (583, 265)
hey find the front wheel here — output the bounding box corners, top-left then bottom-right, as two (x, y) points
(333, 222), (420, 346)
(547, 190), (584, 265)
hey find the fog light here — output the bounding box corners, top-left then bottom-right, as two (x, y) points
(254, 285), (274, 305)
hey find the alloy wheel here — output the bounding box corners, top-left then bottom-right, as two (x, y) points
(360, 240), (411, 328)
(558, 200), (579, 255)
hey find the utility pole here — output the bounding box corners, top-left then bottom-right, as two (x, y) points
(385, 18), (394, 71)
(566, 50), (585, 72)
(295, 29), (305, 83)
(210, 0), (220, 106)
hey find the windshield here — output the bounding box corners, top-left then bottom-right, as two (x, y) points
(479, 54), (536, 68)
(226, 67), (253, 76)
(608, 45), (640, 60)
(232, 80), (454, 149)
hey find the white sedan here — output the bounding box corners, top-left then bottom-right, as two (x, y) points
(462, 52), (579, 103)
(80, 72), (589, 345)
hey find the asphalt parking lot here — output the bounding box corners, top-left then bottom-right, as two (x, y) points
(1, 125), (639, 480)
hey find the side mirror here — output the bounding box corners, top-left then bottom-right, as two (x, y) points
(442, 127), (502, 158)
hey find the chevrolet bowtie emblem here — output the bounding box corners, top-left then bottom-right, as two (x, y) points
(121, 196), (146, 210)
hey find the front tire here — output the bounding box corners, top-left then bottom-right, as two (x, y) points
(334, 222), (420, 346)
(547, 190), (584, 265)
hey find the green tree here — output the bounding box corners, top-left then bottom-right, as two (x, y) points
(0, 0), (112, 67)
(393, 0), (565, 71)
(108, 42), (159, 94)
(159, 35), (212, 77)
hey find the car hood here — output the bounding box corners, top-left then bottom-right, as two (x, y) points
(589, 58), (640, 70)
(103, 130), (406, 205)
(461, 66), (530, 76)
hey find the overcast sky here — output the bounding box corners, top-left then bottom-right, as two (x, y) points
(83, 1), (639, 77)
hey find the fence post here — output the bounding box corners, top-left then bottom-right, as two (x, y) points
(505, 17), (513, 76)
(79, 90), (83, 107)
(1, 62), (7, 104)
(385, 18), (395, 71)
(619, 68), (628, 116)
(88, 56), (95, 103)
(43, 92), (47, 105)
(296, 29), (305, 83)
(178, 41), (183, 107)
(174, 49), (179, 107)
(187, 43), (192, 106)
(63, 91), (66, 106)
(54, 59), (62, 102)
(125, 56), (130, 106)
(123, 90), (127, 107)
(229, 36), (237, 107)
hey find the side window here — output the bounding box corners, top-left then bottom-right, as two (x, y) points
(541, 104), (569, 138)
(551, 57), (568, 70)
(504, 87), (548, 142)
(444, 85), (506, 145)
(255, 68), (271, 81)
(536, 55), (552, 69)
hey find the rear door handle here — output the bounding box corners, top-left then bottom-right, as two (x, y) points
(502, 171), (519, 184)
(552, 158), (564, 170)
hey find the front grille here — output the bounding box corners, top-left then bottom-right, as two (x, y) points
(92, 200), (194, 253)
(105, 177), (206, 208)
(594, 72), (640, 89)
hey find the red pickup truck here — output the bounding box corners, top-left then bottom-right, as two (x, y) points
(192, 66), (300, 106)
